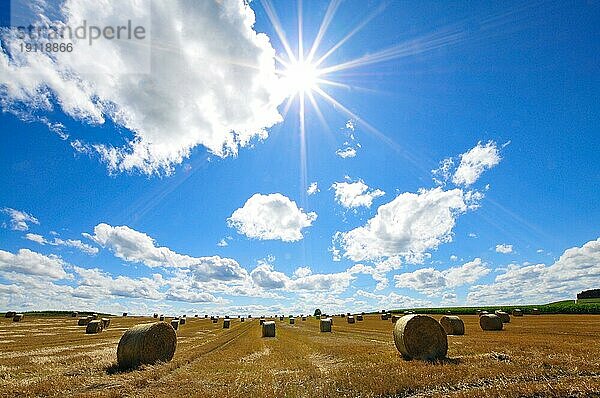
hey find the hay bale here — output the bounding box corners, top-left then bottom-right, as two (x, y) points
(480, 314), (503, 331)
(179, 318), (186, 325)
(381, 314), (389, 321)
(356, 314), (363, 321)
(122, 312), (128, 317)
(494, 311), (510, 323)
(78, 317), (90, 326)
(440, 315), (465, 335)
(393, 314), (448, 360)
(347, 316), (355, 324)
(153, 313), (158, 318)
(315, 315), (321, 320)
(13, 313), (23, 322)
(391, 315), (401, 324)
(279, 316), (284, 321)
(240, 317), (245, 322)
(341, 314), (345, 318)
(531, 308), (540, 315)
(159, 315), (165, 321)
(478, 311), (489, 317)
(86, 320), (103, 334)
(170, 319), (180, 330)
(212, 318), (218, 324)
(289, 317), (295, 325)
(101, 318), (111, 329)
(301, 316), (306, 321)
(262, 321), (276, 337)
(92, 313), (99, 320)
(116, 322), (177, 369)
(71, 311), (78, 317)
(320, 318), (332, 332)
(512, 309), (523, 317)
(259, 319), (265, 325)
(4, 311), (16, 318)
(223, 319), (231, 329)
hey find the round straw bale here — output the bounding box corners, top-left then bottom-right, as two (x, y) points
(71, 311), (78, 317)
(101, 318), (111, 329)
(494, 311), (510, 323)
(240, 317), (245, 322)
(159, 315), (165, 321)
(78, 317), (90, 326)
(479, 314), (503, 331)
(512, 309), (523, 317)
(212, 318), (218, 324)
(92, 313), (99, 320)
(13, 313), (24, 322)
(289, 317), (295, 325)
(356, 314), (363, 321)
(262, 321), (276, 337)
(320, 318), (332, 332)
(531, 308), (540, 315)
(170, 319), (179, 330)
(347, 315), (355, 324)
(86, 320), (103, 334)
(153, 313), (158, 318)
(223, 319), (231, 329)
(341, 314), (345, 318)
(117, 322), (177, 369)
(259, 319), (265, 325)
(440, 315), (465, 335)
(393, 314), (447, 360)
(301, 316), (306, 321)
(381, 314), (389, 320)
(179, 318), (186, 325)
(391, 315), (401, 324)
(478, 311), (489, 317)
(4, 311), (16, 318)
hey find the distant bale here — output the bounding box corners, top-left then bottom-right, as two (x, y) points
(179, 318), (186, 325)
(122, 312), (128, 317)
(101, 318), (111, 329)
(289, 318), (295, 325)
(225, 315), (229, 319)
(475, 310), (482, 315)
(153, 313), (158, 318)
(320, 318), (332, 333)
(301, 316), (306, 321)
(494, 311), (510, 323)
(381, 314), (389, 321)
(240, 317), (245, 322)
(86, 320), (103, 334)
(356, 314), (364, 321)
(262, 321), (276, 337)
(341, 314), (345, 318)
(403, 310), (414, 315)
(117, 322), (177, 369)
(440, 315), (465, 335)
(4, 311), (16, 318)
(531, 308), (540, 315)
(279, 316), (284, 321)
(347, 316), (355, 324)
(78, 317), (90, 326)
(223, 319), (231, 329)
(212, 318), (218, 324)
(259, 319), (265, 325)
(92, 313), (99, 320)
(13, 313), (24, 322)
(391, 315), (401, 324)
(480, 314), (503, 331)
(393, 314), (448, 360)
(315, 315), (321, 320)
(71, 311), (78, 318)
(512, 309), (523, 317)
(159, 315), (165, 321)
(478, 311), (489, 317)
(171, 319), (179, 330)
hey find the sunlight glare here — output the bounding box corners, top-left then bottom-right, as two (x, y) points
(283, 61), (320, 95)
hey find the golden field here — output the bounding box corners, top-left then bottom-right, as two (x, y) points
(1, 314), (599, 397)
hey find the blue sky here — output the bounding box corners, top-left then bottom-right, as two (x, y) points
(0, 0), (598, 315)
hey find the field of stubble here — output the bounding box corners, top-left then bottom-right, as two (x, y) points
(1, 314), (599, 398)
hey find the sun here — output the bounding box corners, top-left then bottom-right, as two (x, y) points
(282, 60), (321, 95)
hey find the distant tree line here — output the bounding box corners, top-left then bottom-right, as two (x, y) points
(577, 289), (600, 300)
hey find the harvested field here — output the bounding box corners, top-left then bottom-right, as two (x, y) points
(0, 314), (599, 397)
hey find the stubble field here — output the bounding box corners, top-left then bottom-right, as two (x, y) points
(1, 314), (599, 397)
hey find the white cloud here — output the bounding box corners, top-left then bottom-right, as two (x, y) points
(334, 187), (469, 263)
(25, 233), (99, 255)
(331, 179), (385, 209)
(86, 223), (248, 281)
(0, 248), (68, 279)
(248, 262), (353, 293)
(432, 157), (454, 186)
(496, 244), (514, 254)
(307, 182), (319, 196)
(217, 239), (229, 247)
(293, 266), (312, 278)
(2, 208), (39, 231)
(452, 141), (501, 186)
(228, 193), (317, 242)
(469, 233), (478, 238)
(394, 258), (489, 296)
(0, 0), (284, 174)
(450, 255), (458, 261)
(468, 238), (600, 305)
(74, 266), (164, 300)
(347, 263), (389, 290)
(355, 290), (431, 309)
(335, 147), (357, 158)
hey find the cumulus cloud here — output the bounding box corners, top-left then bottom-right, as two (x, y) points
(86, 223), (248, 281)
(452, 141), (501, 186)
(74, 266), (164, 300)
(25, 233), (99, 255)
(468, 238), (600, 305)
(394, 258), (490, 295)
(0, 248), (68, 279)
(307, 182), (319, 195)
(2, 208), (39, 231)
(228, 193), (317, 242)
(248, 262), (353, 293)
(496, 244), (514, 254)
(335, 147), (357, 158)
(354, 290), (431, 309)
(331, 179), (385, 209)
(334, 187), (470, 263)
(0, 0), (284, 174)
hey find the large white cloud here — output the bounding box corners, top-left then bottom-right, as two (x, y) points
(228, 193), (317, 242)
(249, 263), (353, 293)
(468, 238), (600, 305)
(2, 208), (39, 231)
(334, 187), (469, 263)
(86, 223), (248, 281)
(452, 141), (501, 186)
(0, 248), (68, 279)
(25, 233), (99, 255)
(331, 179), (384, 209)
(0, 0), (284, 174)
(394, 258), (490, 295)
